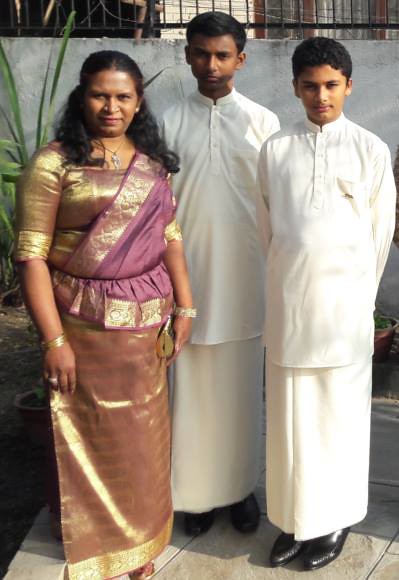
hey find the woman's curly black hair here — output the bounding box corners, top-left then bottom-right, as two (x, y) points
(55, 50), (179, 173)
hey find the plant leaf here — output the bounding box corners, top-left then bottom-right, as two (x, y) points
(36, 59), (51, 149)
(0, 105), (18, 142)
(0, 139), (19, 151)
(143, 66), (170, 88)
(0, 40), (28, 164)
(0, 203), (13, 237)
(0, 162), (21, 175)
(41, 11), (76, 146)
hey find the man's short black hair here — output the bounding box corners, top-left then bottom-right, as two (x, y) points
(186, 11), (247, 54)
(292, 37), (352, 81)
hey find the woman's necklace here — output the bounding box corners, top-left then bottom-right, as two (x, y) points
(93, 138), (125, 169)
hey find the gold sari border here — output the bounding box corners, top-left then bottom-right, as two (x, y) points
(52, 269), (173, 330)
(67, 514), (173, 580)
(104, 296), (169, 329)
(14, 230), (52, 261)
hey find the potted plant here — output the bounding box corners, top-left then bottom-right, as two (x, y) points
(373, 312), (398, 363)
(14, 381), (50, 446)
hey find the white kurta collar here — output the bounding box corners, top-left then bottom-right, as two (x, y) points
(194, 88), (237, 108)
(305, 114), (346, 134)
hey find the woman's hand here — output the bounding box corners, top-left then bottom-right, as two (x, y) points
(167, 316), (192, 366)
(43, 342), (77, 395)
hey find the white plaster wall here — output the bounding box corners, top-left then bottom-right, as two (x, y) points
(0, 37), (398, 315)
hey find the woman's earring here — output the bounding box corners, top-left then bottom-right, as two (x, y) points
(135, 107), (140, 113)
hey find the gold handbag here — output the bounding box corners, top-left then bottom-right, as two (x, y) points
(156, 316), (175, 358)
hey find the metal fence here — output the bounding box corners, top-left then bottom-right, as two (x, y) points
(1, 1), (399, 39)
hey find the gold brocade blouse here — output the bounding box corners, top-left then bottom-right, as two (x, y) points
(15, 144), (182, 266)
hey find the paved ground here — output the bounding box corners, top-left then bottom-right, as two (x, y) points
(5, 400), (399, 580)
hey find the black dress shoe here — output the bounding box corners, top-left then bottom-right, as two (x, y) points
(269, 532), (305, 567)
(184, 510), (215, 536)
(230, 493), (260, 533)
(303, 527), (350, 571)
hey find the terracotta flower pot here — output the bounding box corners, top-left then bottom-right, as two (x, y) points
(14, 390), (50, 447)
(373, 319), (398, 363)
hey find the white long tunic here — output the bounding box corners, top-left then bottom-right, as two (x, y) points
(256, 115), (396, 368)
(163, 89), (280, 344)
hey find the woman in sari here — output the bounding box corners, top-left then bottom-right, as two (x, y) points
(15, 50), (194, 580)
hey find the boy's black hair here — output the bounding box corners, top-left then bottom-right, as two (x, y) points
(292, 37), (352, 81)
(186, 11), (246, 53)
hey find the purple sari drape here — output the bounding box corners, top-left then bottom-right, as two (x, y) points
(52, 153), (175, 329)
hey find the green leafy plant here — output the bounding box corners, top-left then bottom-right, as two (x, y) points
(0, 139), (20, 299)
(32, 382), (47, 408)
(0, 11), (76, 302)
(374, 312), (393, 330)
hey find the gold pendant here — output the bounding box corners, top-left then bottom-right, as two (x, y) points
(111, 153), (122, 169)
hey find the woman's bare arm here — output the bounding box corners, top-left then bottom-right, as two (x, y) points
(163, 239), (194, 364)
(18, 260), (76, 393)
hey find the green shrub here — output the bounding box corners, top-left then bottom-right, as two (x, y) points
(0, 12), (75, 301)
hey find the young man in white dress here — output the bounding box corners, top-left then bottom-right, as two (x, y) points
(256, 37), (396, 571)
(162, 12), (279, 535)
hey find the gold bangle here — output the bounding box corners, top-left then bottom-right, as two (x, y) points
(174, 306), (197, 319)
(41, 334), (66, 351)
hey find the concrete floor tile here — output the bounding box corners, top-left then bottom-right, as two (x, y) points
(368, 553), (399, 579)
(153, 512), (197, 573)
(8, 509), (65, 569)
(154, 514), (279, 580)
(154, 514), (388, 580)
(353, 483), (399, 540)
(7, 401), (399, 579)
(370, 402), (399, 486)
(4, 566), (65, 580)
(387, 531), (399, 556)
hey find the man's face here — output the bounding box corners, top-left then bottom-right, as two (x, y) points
(185, 33), (245, 99)
(293, 64), (352, 126)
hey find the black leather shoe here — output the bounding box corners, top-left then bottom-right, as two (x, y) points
(303, 527), (350, 571)
(269, 532), (305, 567)
(184, 510), (215, 536)
(230, 493), (260, 533)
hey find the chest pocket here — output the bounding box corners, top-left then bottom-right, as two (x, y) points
(336, 177), (369, 218)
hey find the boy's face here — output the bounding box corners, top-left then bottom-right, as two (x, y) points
(293, 64), (352, 126)
(185, 33), (245, 100)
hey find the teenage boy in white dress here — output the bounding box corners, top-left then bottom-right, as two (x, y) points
(256, 37), (395, 571)
(162, 11), (279, 535)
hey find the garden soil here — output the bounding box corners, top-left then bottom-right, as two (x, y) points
(0, 306), (45, 579)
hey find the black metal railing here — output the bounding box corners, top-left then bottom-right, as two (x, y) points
(1, 1), (399, 39)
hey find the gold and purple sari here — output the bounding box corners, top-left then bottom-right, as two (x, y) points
(15, 144), (182, 579)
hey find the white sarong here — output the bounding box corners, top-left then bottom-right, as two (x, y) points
(266, 356), (372, 540)
(170, 337), (263, 512)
